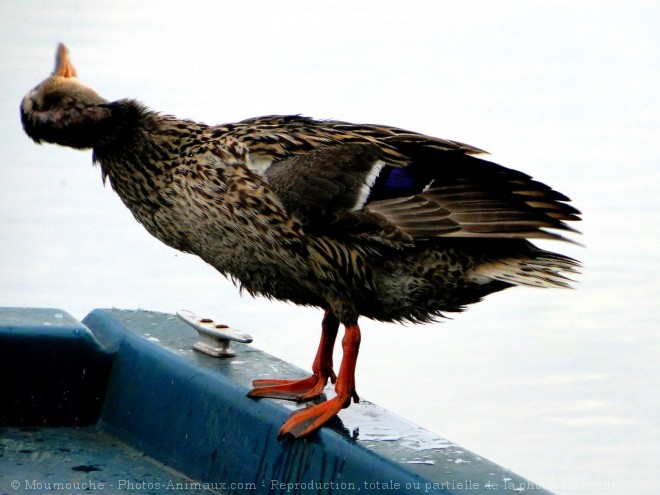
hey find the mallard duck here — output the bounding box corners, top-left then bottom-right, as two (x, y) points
(21, 44), (580, 439)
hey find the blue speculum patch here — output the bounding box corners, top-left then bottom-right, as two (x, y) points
(369, 166), (425, 202)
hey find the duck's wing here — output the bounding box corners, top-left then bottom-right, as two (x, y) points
(359, 148), (581, 243)
(264, 142), (385, 225)
(228, 118), (581, 244)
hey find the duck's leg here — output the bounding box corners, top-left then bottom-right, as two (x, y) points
(248, 310), (339, 401)
(278, 322), (361, 438)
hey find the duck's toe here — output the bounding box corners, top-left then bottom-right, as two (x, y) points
(277, 394), (351, 439)
(248, 372), (333, 401)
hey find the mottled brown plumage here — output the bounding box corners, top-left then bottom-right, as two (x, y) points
(21, 44), (580, 438)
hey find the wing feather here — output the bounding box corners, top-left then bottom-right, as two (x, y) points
(229, 117), (580, 244)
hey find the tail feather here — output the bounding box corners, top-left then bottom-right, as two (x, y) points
(470, 251), (581, 289)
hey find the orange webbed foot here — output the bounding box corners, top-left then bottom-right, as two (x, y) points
(249, 310), (339, 402)
(247, 371), (336, 401)
(248, 313), (360, 439)
(277, 392), (357, 439)
(278, 322), (361, 438)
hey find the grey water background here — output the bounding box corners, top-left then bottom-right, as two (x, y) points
(1, 1), (658, 493)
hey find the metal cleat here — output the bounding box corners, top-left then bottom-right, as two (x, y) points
(177, 310), (253, 357)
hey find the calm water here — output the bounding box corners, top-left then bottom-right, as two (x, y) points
(1, 2), (658, 494)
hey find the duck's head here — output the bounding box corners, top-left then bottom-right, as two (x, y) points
(21, 43), (112, 149)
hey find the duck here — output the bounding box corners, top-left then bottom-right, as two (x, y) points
(21, 44), (580, 439)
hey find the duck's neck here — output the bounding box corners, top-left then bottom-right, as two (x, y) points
(92, 100), (207, 209)
(91, 99), (158, 151)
